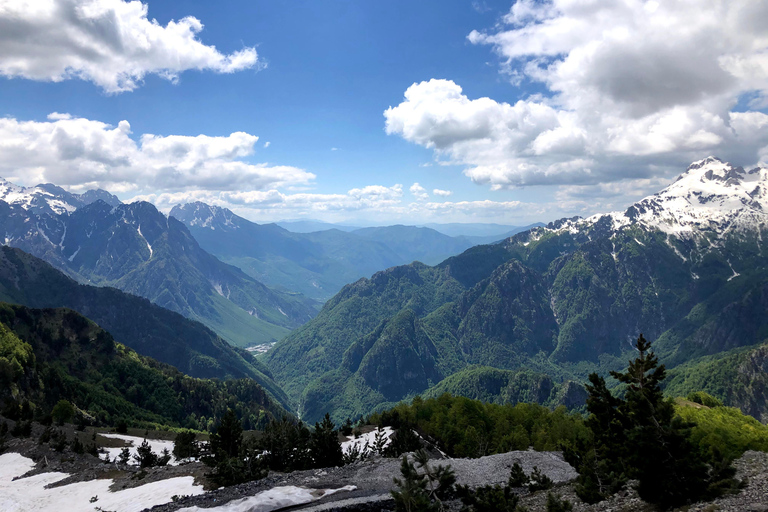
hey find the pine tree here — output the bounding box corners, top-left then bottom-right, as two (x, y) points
(611, 335), (709, 507)
(210, 409), (242, 461)
(570, 334), (739, 508)
(310, 413), (343, 468)
(392, 449), (455, 512)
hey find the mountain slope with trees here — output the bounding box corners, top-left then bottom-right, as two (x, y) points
(0, 245), (291, 408)
(0, 303), (287, 430)
(265, 157), (768, 422)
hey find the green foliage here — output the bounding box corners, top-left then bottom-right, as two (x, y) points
(392, 449), (456, 512)
(133, 440), (158, 467)
(570, 335), (741, 508)
(384, 426), (422, 457)
(206, 409), (267, 487)
(676, 403), (768, 461)
(458, 483), (525, 512)
(310, 413), (343, 468)
(0, 247), (293, 406)
(423, 367), (585, 410)
(545, 493), (573, 512)
(173, 431), (201, 460)
(51, 400), (75, 425)
(118, 446), (131, 464)
(457, 465), (531, 512)
(508, 462), (528, 487)
(0, 303), (287, 432)
(266, 261), (467, 409)
(371, 394), (589, 459)
(527, 466), (553, 492)
(687, 391), (724, 408)
(71, 435), (85, 454)
(257, 416), (312, 472)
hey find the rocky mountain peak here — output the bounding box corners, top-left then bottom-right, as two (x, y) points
(0, 177), (121, 215)
(532, 158), (768, 243)
(170, 202), (240, 231)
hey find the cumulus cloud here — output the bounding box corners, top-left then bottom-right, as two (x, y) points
(0, 0), (260, 93)
(0, 114), (313, 194)
(409, 182), (429, 200)
(386, 0), (768, 189)
(432, 188), (452, 197)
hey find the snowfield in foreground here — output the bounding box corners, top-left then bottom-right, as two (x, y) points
(0, 452), (204, 512)
(177, 485), (357, 512)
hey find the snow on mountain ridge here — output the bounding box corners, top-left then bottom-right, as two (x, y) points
(170, 202), (240, 230)
(534, 157), (768, 241)
(0, 177), (121, 215)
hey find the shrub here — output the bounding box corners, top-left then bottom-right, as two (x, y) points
(527, 466), (553, 492)
(392, 449), (455, 512)
(51, 400), (75, 426)
(687, 392), (723, 408)
(133, 440), (159, 467)
(173, 431), (200, 460)
(546, 493), (573, 512)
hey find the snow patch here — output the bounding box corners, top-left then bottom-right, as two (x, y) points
(177, 485), (356, 512)
(341, 427), (394, 455)
(726, 260), (741, 281)
(68, 246), (80, 262)
(211, 282), (230, 299)
(137, 225), (153, 258)
(0, 452), (203, 512)
(99, 433), (177, 466)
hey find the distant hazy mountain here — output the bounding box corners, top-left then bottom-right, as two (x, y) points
(0, 181), (320, 349)
(418, 222), (540, 238)
(264, 157), (768, 422)
(172, 203), (506, 301)
(275, 219), (361, 233)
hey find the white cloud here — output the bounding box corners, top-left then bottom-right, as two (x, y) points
(263, 141), (271, 148)
(432, 188), (452, 197)
(386, 0), (768, 189)
(0, 0), (260, 93)
(0, 114), (313, 194)
(138, 184), (558, 225)
(409, 182), (429, 200)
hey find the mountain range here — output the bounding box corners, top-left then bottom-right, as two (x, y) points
(171, 202), (538, 301)
(263, 157), (768, 422)
(0, 182), (319, 348)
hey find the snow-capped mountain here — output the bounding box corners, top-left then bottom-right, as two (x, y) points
(529, 157), (768, 243)
(0, 178), (121, 215)
(170, 202), (241, 231)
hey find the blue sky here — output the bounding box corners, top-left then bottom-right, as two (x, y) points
(0, 0), (766, 225)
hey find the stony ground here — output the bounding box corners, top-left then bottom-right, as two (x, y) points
(3, 418), (767, 512)
(153, 450), (768, 512)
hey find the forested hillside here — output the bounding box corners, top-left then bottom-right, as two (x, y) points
(265, 158), (768, 422)
(0, 303), (287, 430)
(0, 246), (291, 408)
